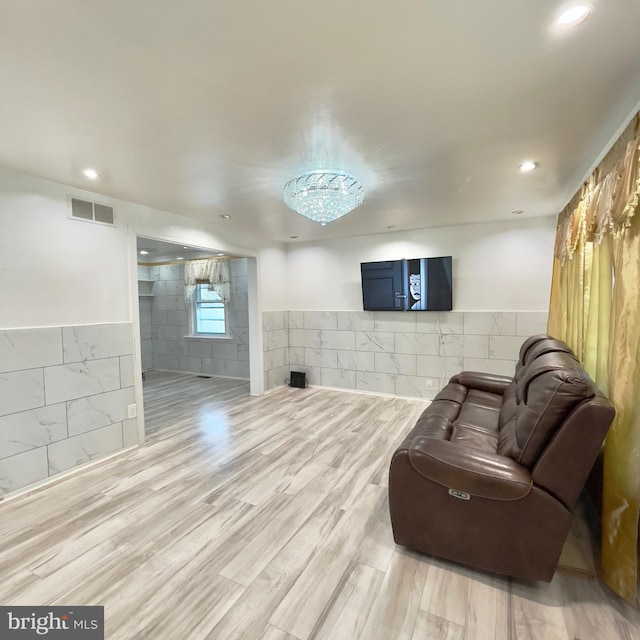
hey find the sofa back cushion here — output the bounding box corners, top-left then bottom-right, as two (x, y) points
(521, 339), (576, 367)
(515, 334), (551, 373)
(498, 352), (595, 468)
(501, 337), (575, 436)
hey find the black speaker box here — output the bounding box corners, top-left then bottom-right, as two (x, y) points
(290, 371), (307, 388)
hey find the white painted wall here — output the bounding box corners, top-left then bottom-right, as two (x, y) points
(0, 166), (287, 328)
(0, 164), (555, 325)
(257, 246), (288, 311)
(0, 174), (131, 327)
(285, 216), (557, 311)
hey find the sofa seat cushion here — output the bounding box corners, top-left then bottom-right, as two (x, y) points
(450, 399), (501, 453)
(465, 388), (503, 411)
(407, 382), (503, 455)
(456, 397), (500, 426)
(450, 424), (499, 453)
(411, 409), (457, 440)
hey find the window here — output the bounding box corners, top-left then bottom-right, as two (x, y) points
(193, 283), (226, 335)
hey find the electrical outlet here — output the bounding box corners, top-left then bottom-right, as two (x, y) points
(127, 404), (137, 419)
(425, 379), (434, 390)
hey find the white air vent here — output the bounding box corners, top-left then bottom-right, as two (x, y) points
(70, 197), (115, 226)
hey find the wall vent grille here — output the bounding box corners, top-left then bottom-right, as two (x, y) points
(70, 198), (115, 225)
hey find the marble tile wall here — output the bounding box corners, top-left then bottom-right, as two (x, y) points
(263, 311), (290, 390)
(0, 322), (137, 496)
(147, 259), (250, 379)
(262, 310), (549, 398)
(137, 265), (153, 371)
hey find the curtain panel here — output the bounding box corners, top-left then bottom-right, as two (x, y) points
(548, 121), (640, 603)
(184, 258), (231, 305)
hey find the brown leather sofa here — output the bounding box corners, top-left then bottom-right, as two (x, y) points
(388, 335), (615, 581)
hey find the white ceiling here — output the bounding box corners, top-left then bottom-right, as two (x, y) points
(1, 1), (640, 245)
(136, 237), (237, 263)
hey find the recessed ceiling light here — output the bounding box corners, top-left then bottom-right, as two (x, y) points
(176, 257), (185, 260)
(82, 168), (101, 180)
(182, 246), (189, 249)
(557, 6), (590, 27)
(512, 210), (525, 215)
(139, 250), (149, 255)
(519, 161), (538, 172)
(217, 253), (225, 256)
(219, 214), (230, 220)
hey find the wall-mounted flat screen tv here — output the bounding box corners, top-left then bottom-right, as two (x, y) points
(360, 256), (452, 311)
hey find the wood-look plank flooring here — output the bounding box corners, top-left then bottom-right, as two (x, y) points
(1, 370), (639, 639)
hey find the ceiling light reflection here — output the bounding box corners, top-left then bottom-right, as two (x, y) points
(557, 6), (590, 27)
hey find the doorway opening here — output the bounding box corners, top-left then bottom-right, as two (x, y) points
(135, 237), (256, 436)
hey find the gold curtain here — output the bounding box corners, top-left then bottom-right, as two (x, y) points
(548, 116), (640, 603)
(602, 217), (640, 601)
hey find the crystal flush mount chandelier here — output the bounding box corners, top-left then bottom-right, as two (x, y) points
(283, 170), (365, 226)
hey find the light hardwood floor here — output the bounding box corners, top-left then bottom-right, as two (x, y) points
(1, 370), (638, 639)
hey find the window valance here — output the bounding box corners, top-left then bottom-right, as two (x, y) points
(184, 258), (230, 304)
(555, 134), (640, 263)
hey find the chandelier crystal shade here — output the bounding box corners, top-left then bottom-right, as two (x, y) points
(283, 170), (365, 226)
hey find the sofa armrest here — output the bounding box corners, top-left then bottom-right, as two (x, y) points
(449, 371), (512, 395)
(407, 436), (532, 500)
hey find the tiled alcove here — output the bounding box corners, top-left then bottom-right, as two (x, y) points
(139, 260), (250, 379)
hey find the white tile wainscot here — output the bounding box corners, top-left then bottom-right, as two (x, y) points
(262, 310), (549, 398)
(463, 311), (517, 336)
(47, 423), (124, 475)
(44, 358), (122, 404)
(0, 404), (67, 458)
(263, 311), (290, 390)
(0, 322), (137, 496)
(0, 328), (63, 373)
(67, 387), (136, 436)
(0, 369), (45, 415)
(62, 323), (133, 363)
